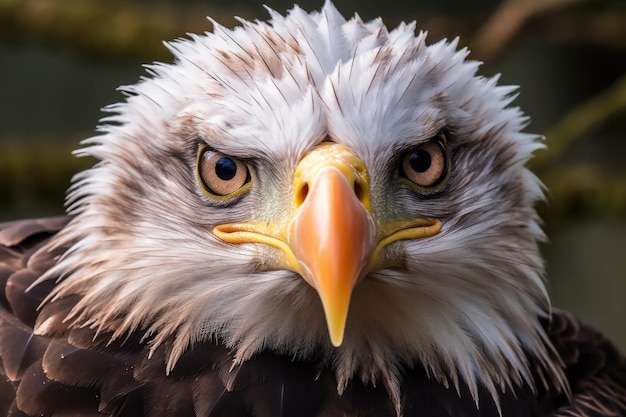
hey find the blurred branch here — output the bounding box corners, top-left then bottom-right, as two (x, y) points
(540, 165), (626, 221)
(471, 0), (585, 62)
(525, 11), (626, 51)
(0, 136), (92, 217)
(417, 9), (626, 63)
(535, 72), (626, 171)
(0, 0), (252, 62)
(1, 0), (626, 64)
(532, 68), (626, 222)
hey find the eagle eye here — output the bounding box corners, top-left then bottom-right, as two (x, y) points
(400, 137), (448, 189)
(197, 147), (251, 197)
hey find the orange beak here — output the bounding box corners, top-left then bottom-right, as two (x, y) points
(214, 143), (441, 347)
(289, 164), (374, 346)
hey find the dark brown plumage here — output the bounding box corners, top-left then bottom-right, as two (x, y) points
(0, 217), (624, 416)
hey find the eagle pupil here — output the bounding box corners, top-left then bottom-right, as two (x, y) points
(409, 150), (431, 173)
(215, 157), (237, 180)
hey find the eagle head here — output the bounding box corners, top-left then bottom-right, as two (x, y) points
(36, 2), (566, 408)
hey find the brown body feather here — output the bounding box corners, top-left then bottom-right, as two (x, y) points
(0, 217), (624, 417)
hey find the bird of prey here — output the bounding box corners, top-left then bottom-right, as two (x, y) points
(0, 3), (624, 417)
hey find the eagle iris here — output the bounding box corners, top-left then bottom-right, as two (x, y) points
(197, 147), (251, 197)
(400, 137), (448, 188)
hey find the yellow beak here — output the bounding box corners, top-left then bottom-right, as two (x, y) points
(214, 144), (441, 347)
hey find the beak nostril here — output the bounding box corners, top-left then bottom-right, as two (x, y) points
(296, 183), (309, 207)
(353, 180), (364, 203)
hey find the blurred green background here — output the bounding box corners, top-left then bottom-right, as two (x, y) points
(1, 0), (625, 348)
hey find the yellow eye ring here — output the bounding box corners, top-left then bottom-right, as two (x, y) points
(196, 146), (252, 200)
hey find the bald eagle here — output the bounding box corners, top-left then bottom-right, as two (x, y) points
(0, 4), (624, 417)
